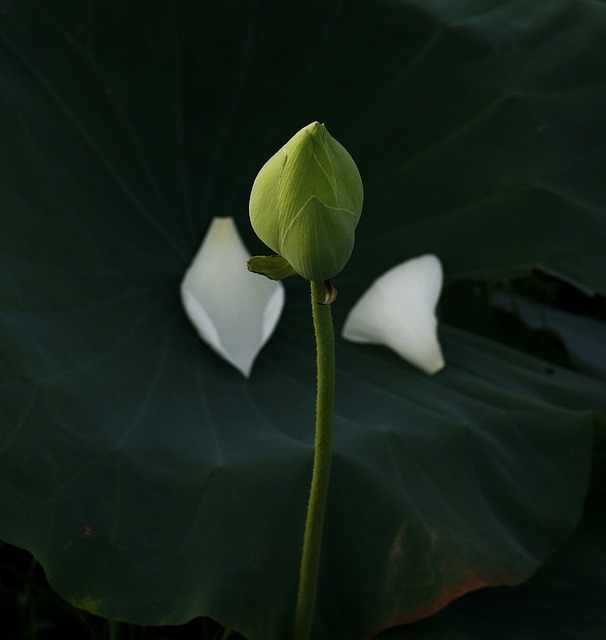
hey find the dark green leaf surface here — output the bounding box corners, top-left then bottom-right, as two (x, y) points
(1, 1), (605, 639)
(428, 427), (606, 640)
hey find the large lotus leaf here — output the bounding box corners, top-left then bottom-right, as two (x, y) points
(379, 428), (606, 640)
(429, 426), (606, 640)
(1, 1), (606, 639)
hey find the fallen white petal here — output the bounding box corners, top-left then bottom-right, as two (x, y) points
(342, 254), (445, 374)
(181, 217), (284, 377)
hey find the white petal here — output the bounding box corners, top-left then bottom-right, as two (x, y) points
(342, 254), (445, 375)
(181, 217), (284, 377)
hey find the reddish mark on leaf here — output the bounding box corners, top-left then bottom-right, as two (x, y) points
(366, 563), (530, 639)
(367, 520), (533, 639)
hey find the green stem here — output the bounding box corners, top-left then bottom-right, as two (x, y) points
(293, 281), (336, 640)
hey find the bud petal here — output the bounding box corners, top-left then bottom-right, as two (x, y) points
(280, 196), (358, 283)
(342, 255), (445, 375)
(249, 122), (363, 281)
(181, 217), (284, 377)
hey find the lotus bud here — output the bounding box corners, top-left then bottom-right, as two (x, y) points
(249, 122), (363, 282)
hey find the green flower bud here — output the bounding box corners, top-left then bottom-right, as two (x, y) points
(249, 122), (363, 282)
